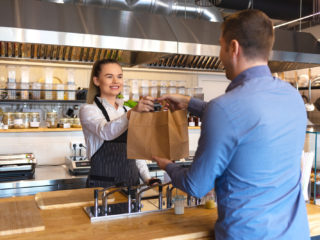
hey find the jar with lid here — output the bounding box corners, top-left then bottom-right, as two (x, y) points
(31, 82), (41, 100)
(71, 118), (81, 128)
(7, 82), (16, 100)
(150, 86), (158, 98)
(58, 118), (71, 128)
(46, 112), (58, 128)
(14, 112), (26, 129)
(2, 112), (14, 129)
(65, 83), (76, 100)
(140, 86), (149, 98)
(29, 112), (40, 128)
(159, 86), (167, 97)
(56, 84), (65, 100)
(123, 85), (130, 101)
(23, 113), (30, 128)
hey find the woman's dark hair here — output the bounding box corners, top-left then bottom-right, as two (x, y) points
(86, 59), (122, 104)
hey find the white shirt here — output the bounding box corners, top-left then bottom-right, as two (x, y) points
(79, 97), (151, 182)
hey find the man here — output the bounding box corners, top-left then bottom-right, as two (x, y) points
(153, 9), (310, 240)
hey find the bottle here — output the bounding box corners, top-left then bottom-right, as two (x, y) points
(29, 112), (40, 128)
(188, 114), (195, 127)
(46, 112), (58, 128)
(14, 112), (25, 129)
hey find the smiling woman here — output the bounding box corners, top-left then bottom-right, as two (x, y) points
(79, 59), (158, 188)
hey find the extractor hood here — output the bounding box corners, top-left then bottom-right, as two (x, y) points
(0, 0), (320, 72)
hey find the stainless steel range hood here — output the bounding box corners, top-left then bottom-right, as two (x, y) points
(0, 0), (320, 72)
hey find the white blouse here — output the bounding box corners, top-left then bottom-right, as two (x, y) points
(79, 97), (151, 182)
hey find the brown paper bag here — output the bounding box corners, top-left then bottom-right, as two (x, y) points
(127, 110), (189, 160)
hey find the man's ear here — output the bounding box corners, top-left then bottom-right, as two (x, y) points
(230, 39), (240, 57)
(93, 77), (100, 87)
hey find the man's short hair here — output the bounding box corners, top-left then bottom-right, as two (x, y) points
(221, 9), (274, 61)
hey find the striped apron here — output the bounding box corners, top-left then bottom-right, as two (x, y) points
(86, 96), (140, 188)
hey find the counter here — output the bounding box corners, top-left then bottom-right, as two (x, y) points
(0, 165), (86, 198)
(0, 190), (320, 240)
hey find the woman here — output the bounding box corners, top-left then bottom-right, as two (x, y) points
(80, 59), (155, 188)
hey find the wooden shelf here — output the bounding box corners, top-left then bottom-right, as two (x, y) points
(0, 127), (82, 133)
(188, 126), (201, 129)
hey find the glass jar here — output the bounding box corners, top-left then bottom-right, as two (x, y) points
(2, 112), (14, 129)
(20, 83), (29, 100)
(159, 86), (167, 96)
(123, 85), (130, 101)
(29, 112), (40, 128)
(150, 86), (158, 98)
(14, 112), (26, 129)
(58, 118), (71, 128)
(31, 82), (41, 100)
(46, 112), (57, 128)
(140, 86), (149, 98)
(56, 84), (65, 100)
(65, 83), (76, 100)
(71, 118), (81, 128)
(7, 82), (16, 100)
(23, 113), (30, 128)
(43, 83), (53, 100)
(168, 86), (177, 94)
(177, 86), (186, 95)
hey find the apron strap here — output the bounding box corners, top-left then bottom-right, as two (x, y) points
(94, 96), (111, 122)
(94, 96), (128, 121)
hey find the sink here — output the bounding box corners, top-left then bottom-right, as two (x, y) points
(84, 200), (163, 222)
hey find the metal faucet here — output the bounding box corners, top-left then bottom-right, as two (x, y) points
(165, 183), (175, 209)
(135, 182), (171, 212)
(93, 185), (121, 217)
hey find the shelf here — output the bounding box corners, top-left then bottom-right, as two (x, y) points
(0, 127), (82, 133)
(0, 99), (85, 104)
(188, 126), (201, 129)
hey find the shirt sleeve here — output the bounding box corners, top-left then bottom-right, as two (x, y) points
(166, 100), (238, 198)
(188, 97), (208, 118)
(136, 159), (151, 183)
(80, 104), (129, 141)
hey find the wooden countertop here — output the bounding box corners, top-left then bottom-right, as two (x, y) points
(0, 192), (320, 240)
(0, 127), (82, 133)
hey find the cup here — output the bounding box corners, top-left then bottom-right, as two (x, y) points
(173, 195), (185, 215)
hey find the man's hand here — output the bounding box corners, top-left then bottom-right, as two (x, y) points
(157, 94), (191, 112)
(152, 156), (173, 170)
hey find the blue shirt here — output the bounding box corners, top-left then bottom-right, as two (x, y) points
(166, 66), (310, 240)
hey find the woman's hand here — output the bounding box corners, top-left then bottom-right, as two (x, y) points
(127, 96), (155, 119)
(133, 96), (155, 112)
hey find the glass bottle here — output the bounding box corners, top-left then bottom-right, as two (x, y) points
(14, 112), (25, 129)
(71, 118), (81, 128)
(29, 112), (40, 128)
(2, 112), (14, 129)
(46, 112), (58, 128)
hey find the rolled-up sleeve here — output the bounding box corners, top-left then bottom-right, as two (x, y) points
(166, 100), (238, 198)
(80, 104), (129, 141)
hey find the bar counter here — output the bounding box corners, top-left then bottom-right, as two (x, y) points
(0, 189), (320, 240)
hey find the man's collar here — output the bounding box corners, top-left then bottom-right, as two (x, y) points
(226, 65), (272, 92)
